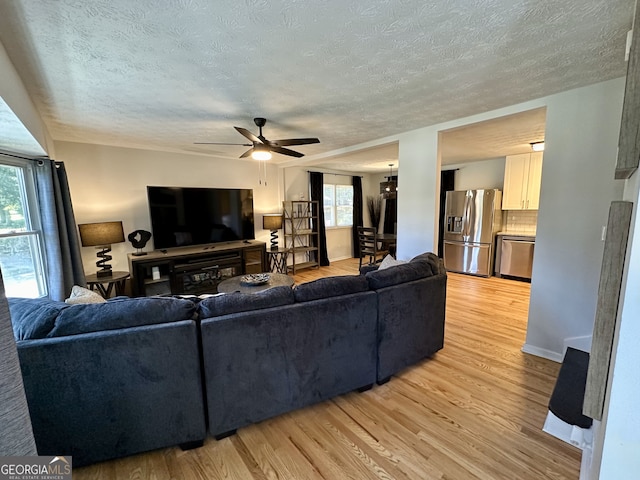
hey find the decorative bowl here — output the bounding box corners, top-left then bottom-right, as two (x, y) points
(240, 273), (270, 286)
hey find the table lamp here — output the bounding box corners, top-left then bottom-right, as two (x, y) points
(262, 214), (283, 251)
(78, 221), (125, 277)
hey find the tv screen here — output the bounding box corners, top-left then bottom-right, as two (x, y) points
(147, 186), (255, 249)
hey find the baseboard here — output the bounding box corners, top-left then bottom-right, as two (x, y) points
(563, 335), (592, 354)
(521, 343), (563, 363)
(329, 255), (353, 262)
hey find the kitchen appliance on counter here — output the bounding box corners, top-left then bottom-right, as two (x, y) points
(443, 189), (502, 277)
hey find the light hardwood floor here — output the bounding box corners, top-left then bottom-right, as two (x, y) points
(75, 259), (580, 479)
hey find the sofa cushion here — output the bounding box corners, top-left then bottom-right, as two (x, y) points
(8, 297), (69, 340)
(197, 285), (294, 318)
(293, 275), (369, 303)
(365, 259), (433, 290)
(47, 296), (197, 338)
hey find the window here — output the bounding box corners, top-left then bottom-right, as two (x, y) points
(323, 184), (353, 227)
(0, 158), (47, 297)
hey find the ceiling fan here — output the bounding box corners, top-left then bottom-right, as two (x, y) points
(195, 117), (320, 160)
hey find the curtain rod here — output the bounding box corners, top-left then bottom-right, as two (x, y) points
(307, 170), (363, 178)
(0, 151), (50, 163)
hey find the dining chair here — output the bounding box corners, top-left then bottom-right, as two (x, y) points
(357, 226), (389, 269)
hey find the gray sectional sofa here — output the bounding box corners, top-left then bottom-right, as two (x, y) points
(6, 252), (446, 466)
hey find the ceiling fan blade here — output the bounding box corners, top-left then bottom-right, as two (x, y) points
(270, 146), (305, 158)
(194, 142), (252, 146)
(239, 148), (254, 158)
(235, 126), (261, 143)
(272, 138), (320, 146)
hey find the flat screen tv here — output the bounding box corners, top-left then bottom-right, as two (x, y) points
(147, 186), (255, 250)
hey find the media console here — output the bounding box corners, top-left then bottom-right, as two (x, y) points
(128, 241), (267, 297)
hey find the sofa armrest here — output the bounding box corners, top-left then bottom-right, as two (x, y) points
(375, 273), (447, 381)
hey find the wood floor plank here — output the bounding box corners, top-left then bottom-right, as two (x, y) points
(73, 259), (581, 480)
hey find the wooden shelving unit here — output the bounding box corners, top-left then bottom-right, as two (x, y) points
(283, 200), (320, 274)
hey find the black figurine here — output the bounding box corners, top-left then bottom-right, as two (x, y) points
(128, 230), (152, 256)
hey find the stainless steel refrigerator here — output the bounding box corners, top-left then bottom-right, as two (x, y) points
(443, 189), (502, 277)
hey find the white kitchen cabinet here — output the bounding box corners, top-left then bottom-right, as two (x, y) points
(502, 152), (543, 210)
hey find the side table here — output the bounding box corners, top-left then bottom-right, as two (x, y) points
(266, 248), (290, 274)
(85, 271), (130, 298)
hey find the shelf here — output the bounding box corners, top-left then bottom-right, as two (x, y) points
(144, 276), (170, 285)
(290, 246), (318, 253)
(287, 261), (318, 272)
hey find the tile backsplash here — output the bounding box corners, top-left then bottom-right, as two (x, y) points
(502, 210), (538, 234)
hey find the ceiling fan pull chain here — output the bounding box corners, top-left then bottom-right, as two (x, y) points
(264, 160), (268, 186)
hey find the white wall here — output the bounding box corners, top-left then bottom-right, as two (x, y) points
(524, 79), (625, 360)
(446, 157), (506, 191)
(396, 128), (440, 259)
(55, 141), (281, 275)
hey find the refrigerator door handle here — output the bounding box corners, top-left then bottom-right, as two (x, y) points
(463, 193), (471, 241)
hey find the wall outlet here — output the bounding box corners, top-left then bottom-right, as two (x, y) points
(601, 226), (607, 241)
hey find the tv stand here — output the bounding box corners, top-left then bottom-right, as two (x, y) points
(128, 241), (267, 297)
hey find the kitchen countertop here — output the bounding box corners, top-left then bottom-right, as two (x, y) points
(497, 231), (536, 238)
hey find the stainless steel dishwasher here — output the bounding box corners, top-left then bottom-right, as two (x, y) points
(498, 237), (535, 279)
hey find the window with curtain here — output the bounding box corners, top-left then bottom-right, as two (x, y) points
(323, 184), (354, 227)
(0, 158), (47, 297)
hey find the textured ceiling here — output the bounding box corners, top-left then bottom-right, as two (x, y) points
(0, 0), (633, 171)
(439, 107), (547, 164)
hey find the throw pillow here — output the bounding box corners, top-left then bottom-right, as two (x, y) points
(378, 254), (407, 270)
(65, 285), (106, 305)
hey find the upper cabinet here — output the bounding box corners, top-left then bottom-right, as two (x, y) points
(502, 152), (543, 210)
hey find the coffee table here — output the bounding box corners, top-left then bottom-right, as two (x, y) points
(217, 272), (294, 294)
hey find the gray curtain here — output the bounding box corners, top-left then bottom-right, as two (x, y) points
(309, 172), (330, 266)
(0, 269), (37, 455)
(352, 176), (363, 258)
(35, 160), (85, 301)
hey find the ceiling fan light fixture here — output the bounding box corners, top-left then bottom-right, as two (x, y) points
(530, 141), (545, 152)
(251, 145), (272, 161)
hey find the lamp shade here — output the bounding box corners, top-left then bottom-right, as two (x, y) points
(78, 221), (125, 246)
(262, 214), (283, 230)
